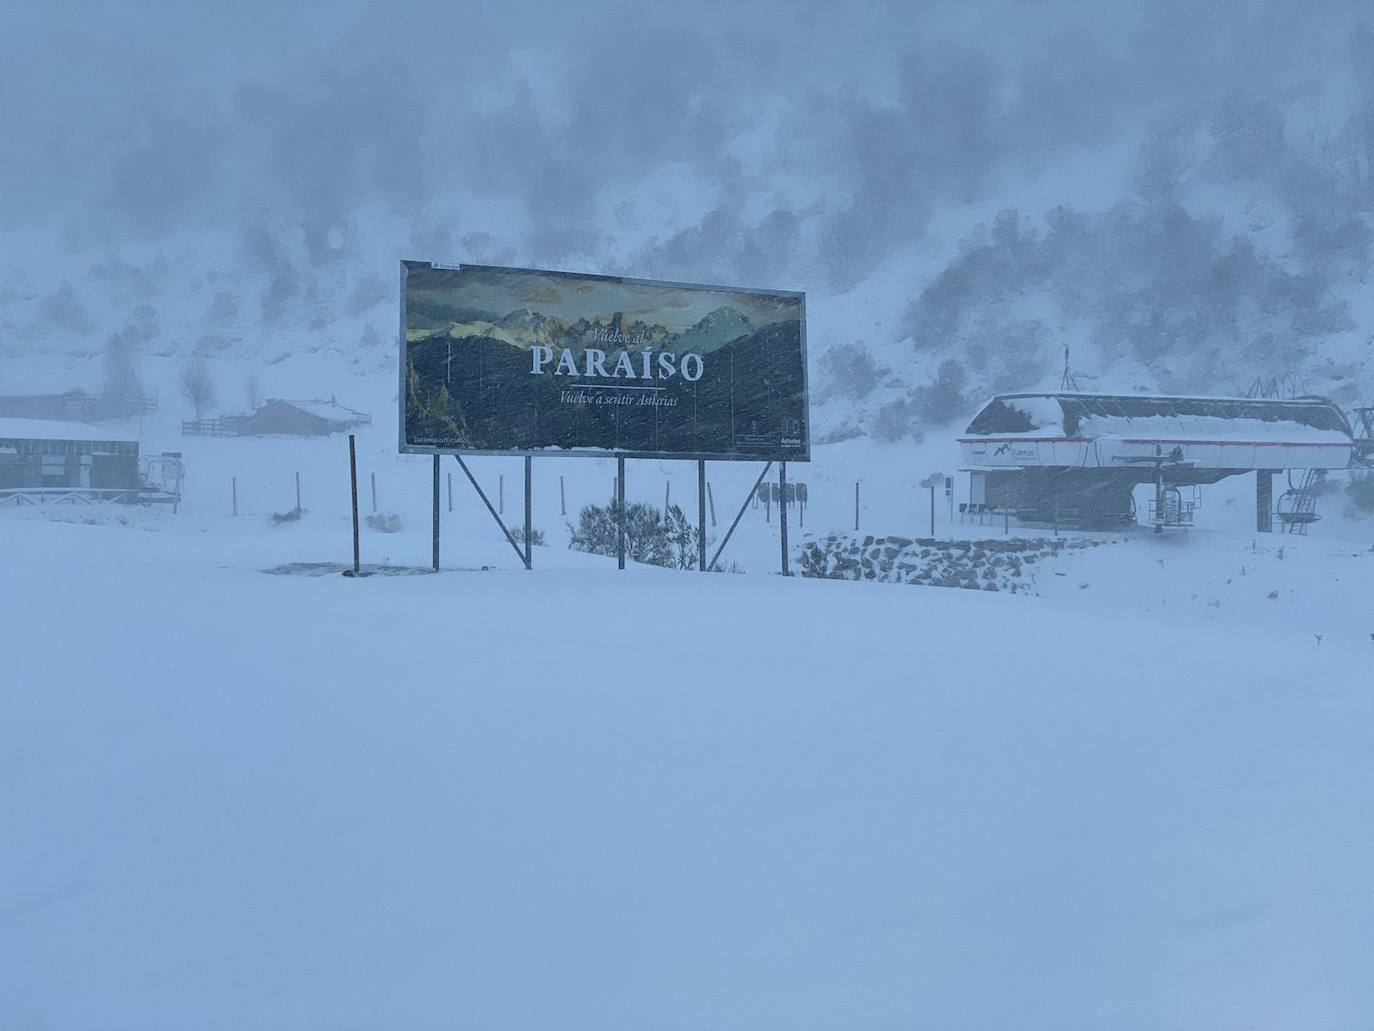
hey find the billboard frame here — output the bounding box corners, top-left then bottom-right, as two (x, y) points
(397, 260), (810, 463)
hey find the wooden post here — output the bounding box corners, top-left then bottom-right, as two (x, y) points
(697, 459), (707, 572)
(779, 462), (790, 576)
(432, 454), (440, 572)
(523, 455), (533, 570)
(231, 476), (238, 517)
(617, 456), (626, 570)
(348, 435), (360, 576)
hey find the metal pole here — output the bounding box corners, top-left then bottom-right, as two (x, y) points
(560, 475), (566, 516)
(1155, 468), (1164, 535)
(452, 454), (526, 565)
(617, 456), (626, 570)
(697, 459), (707, 572)
(523, 455), (533, 570)
(709, 461), (773, 571)
(447, 472), (453, 513)
(665, 479), (670, 516)
(499, 474), (504, 515)
(432, 454), (440, 572)
(929, 484), (935, 537)
(348, 435), (360, 575)
(371, 471), (377, 513)
(707, 481), (716, 526)
(1257, 470), (1274, 533)
(231, 476), (237, 517)
(779, 462), (789, 576)
(1004, 503), (1009, 536)
(295, 470), (301, 512)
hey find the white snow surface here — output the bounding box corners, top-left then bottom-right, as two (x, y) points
(3, 405), (1374, 1028)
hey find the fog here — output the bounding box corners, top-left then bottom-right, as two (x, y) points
(6, 2), (1371, 280)
(6, 1), (1374, 442)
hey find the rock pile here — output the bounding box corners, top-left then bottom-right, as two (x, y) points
(796, 533), (1115, 594)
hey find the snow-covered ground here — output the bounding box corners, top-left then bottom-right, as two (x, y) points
(4, 377), (1374, 1027)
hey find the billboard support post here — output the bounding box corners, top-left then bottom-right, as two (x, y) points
(697, 460), (707, 572)
(523, 456), (533, 570)
(709, 461), (772, 572)
(779, 462), (790, 576)
(452, 454), (527, 567)
(345, 434), (361, 577)
(432, 454), (440, 572)
(617, 456), (626, 571)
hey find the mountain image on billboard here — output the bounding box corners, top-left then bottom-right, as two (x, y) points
(401, 262), (808, 460)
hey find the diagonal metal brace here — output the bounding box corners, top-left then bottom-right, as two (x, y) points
(708, 461), (772, 572)
(453, 454), (529, 568)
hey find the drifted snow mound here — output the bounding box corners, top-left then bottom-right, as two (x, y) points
(798, 532), (1115, 593)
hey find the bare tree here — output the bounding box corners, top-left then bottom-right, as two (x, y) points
(180, 357), (216, 421)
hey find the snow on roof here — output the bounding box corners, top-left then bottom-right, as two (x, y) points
(1073, 412), (1352, 445)
(0, 418), (135, 442)
(266, 399), (368, 423)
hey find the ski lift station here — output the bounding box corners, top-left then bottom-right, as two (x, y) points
(957, 392), (1367, 533)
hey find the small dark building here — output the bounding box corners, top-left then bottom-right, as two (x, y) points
(228, 398), (371, 437)
(0, 419), (141, 491)
(0, 389), (153, 422)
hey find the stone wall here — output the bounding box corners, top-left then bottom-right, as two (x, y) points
(796, 533), (1115, 594)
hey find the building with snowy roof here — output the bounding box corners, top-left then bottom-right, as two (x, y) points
(182, 397), (372, 438)
(958, 393), (1358, 532)
(0, 419), (141, 494)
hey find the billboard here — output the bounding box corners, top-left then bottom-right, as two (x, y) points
(400, 262), (809, 461)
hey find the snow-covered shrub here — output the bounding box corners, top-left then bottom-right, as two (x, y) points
(1346, 473), (1374, 515)
(366, 512), (403, 533)
(821, 343), (886, 400)
(514, 526), (546, 548)
(872, 398), (917, 442)
(568, 500), (698, 568)
(915, 359), (967, 424)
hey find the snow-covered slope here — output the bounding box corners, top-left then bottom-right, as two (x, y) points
(3, 512), (1373, 1030)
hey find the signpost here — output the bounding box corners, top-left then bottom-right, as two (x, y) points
(920, 473), (944, 537)
(399, 261), (809, 573)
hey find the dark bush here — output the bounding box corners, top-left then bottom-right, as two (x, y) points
(568, 500), (700, 568)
